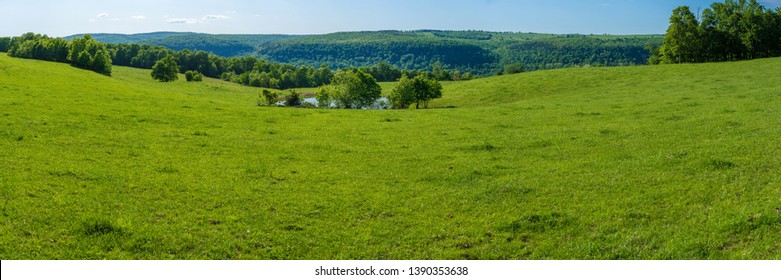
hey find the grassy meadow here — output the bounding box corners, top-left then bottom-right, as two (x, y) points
(1, 54), (780, 259)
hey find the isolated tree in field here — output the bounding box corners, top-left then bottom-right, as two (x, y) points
(151, 55), (179, 82)
(261, 89), (278, 106)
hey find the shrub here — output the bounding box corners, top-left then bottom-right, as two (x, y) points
(185, 70), (203, 82)
(285, 90), (302, 107)
(260, 89), (279, 106)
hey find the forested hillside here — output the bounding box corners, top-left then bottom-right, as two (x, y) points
(62, 30), (662, 75)
(66, 32), (298, 57)
(255, 31), (662, 75)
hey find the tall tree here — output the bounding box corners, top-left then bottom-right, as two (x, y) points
(388, 74), (415, 109)
(151, 55), (180, 82)
(92, 48), (112, 76)
(661, 6), (702, 63)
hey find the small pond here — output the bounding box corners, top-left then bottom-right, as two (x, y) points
(278, 97), (390, 110)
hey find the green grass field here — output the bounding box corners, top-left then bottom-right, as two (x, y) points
(1, 54), (780, 259)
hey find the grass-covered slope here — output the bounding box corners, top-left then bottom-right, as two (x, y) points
(1, 54), (780, 259)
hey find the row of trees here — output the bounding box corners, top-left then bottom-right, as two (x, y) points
(104, 42), (464, 89)
(266, 70), (443, 110)
(653, 0), (781, 64)
(1, 33), (458, 96)
(2, 33), (112, 75)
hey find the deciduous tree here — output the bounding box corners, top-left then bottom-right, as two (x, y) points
(151, 55), (179, 82)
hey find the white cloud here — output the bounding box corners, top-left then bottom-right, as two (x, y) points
(97, 13), (109, 18)
(202, 15), (230, 20)
(166, 18), (200, 24)
(131, 15), (146, 20)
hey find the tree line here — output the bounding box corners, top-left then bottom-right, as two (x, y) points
(259, 38), (498, 76)
(105, 42), (468, 88)
(2, 33), (112, 76)
(652, 0), (781, 64)
(1, 32), (462, 90)
(260, 69), (444, 110)
(43, 30), (667, 75)
(255, 31), (662, 75)
(496, 36), (660, 71)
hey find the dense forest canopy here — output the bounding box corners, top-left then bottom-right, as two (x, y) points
(66, 32), (299, 58)
(254, 31), (661, 75)
(653, 0), (781, 64)
(60, 30), (663, 76)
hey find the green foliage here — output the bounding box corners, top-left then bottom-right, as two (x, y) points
(67, 32), (297, 57)
(329, 69), (382, 109)
(389, 74), (443, 109)
(657, 0), (781, 64)
(315, 86), (334, 108)
(503, 63), (525, 75)
(0, 37), (11, 52)
(151, 55), (179, 82)
(46, 30), (664, 90)
(389, 74), (415, 109)
(73, 31), (662, 74)
(260, 89), (279, 106)
(495, 35), (660, 70)
(68, 34), (113, 76)
(284, 90), (302, 107)
(6, 33), (69, 63)
(5, 33), (111, 76)
(2, 55), (781, 259)
(185, 70), (203, 82)
(256, 31), (661, 74)
(661, 6), (702, 63)
(105, 43), (335, 89)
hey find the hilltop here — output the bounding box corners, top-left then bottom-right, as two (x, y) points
(65, 30), (662, 75)
(1, 54), (780, 259)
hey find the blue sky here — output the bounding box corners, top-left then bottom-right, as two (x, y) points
(1, 0), (780, 37)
